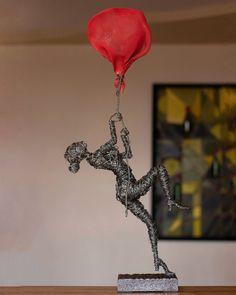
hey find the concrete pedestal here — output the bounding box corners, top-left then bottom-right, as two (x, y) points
(117, 273), (178, 293)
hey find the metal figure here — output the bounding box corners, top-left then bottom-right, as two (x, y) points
(64, 112), (187, 275)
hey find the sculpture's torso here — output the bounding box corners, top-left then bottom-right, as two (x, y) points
(86, 147), (136, 203)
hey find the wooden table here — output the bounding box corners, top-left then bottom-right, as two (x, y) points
(0, 286), (234, 295)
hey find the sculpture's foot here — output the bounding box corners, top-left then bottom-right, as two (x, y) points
(156, 258), (175, 277)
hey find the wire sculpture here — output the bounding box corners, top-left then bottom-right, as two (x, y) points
(64, 112), (188, 275)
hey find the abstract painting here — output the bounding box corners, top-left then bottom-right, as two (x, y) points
(152, 84), (236, 240)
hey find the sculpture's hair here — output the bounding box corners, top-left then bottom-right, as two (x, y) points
(68, 162), (80, 174)
(64, 141), (88, 173)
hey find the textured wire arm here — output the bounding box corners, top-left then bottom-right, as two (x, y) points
(98, 120), (117, 153)
(121, 132), (132, 159)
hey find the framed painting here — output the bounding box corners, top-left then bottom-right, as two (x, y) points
(152, 84), (236, 240)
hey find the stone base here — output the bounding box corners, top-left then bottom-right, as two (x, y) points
(117, 273), (178, 293)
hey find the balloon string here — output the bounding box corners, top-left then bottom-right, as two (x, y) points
(115, 75), (130, 217)
(115, 75), (123, 114)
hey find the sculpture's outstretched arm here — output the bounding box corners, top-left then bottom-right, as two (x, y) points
(121, 127), (132, 159)
(97, 113), (121, 154)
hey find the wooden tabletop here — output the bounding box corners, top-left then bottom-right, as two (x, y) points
(0, 286), (234, 295)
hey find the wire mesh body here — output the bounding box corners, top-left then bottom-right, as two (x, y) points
(64, 117), (187, 274)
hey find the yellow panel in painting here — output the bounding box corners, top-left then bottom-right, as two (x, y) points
(193, 205), (201, 219)
(182, 139), (202, 156)
(168, 217), (182, 233)
(166, 89), (185, 124)
(163, 158), (180, 176)
(213, 105), (220, 117)
(171, 88), (202, 118)
(227, 129), (236, 141)
(220, 88), (236, 111)
(182, 181), (199, 194)
(210, 124), (222, 140)
(204, 155), (213, 166)
(191, 92), (201, 118)
(182, 180), (202, 237)
(171, 88), (200, 105)
(211, 123), (236, 142)
(226, 148), (236, 166)
(165, 87), (205, 123)
(158, 92), (167, 115)
(193, 219), (202, 238)
(192, 183), (202, 237)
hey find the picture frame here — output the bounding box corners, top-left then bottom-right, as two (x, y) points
(152, 84), (236, 240)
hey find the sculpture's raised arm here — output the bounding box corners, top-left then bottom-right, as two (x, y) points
(121, 127), (132, 159)
(98, 113), (121, 154)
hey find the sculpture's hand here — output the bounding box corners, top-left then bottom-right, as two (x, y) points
(110, 112), (123, 122)
(121, 127), (129, 136)
(168, 199), (189, 211)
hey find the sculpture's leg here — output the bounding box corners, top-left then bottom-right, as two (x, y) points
(125, 200), (174, 275)
(157, 258), (175, 276)
(132, 168), (157, 199)
(125, 200), (159, 271)
(132, 166), (174, 202)
(156, 165), (172, 202)
(157, 165), (189, 210)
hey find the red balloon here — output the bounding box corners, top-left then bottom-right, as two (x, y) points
(88, 8), (151, 92)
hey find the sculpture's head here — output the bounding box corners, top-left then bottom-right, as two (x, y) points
(64, 141), (88, 173)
